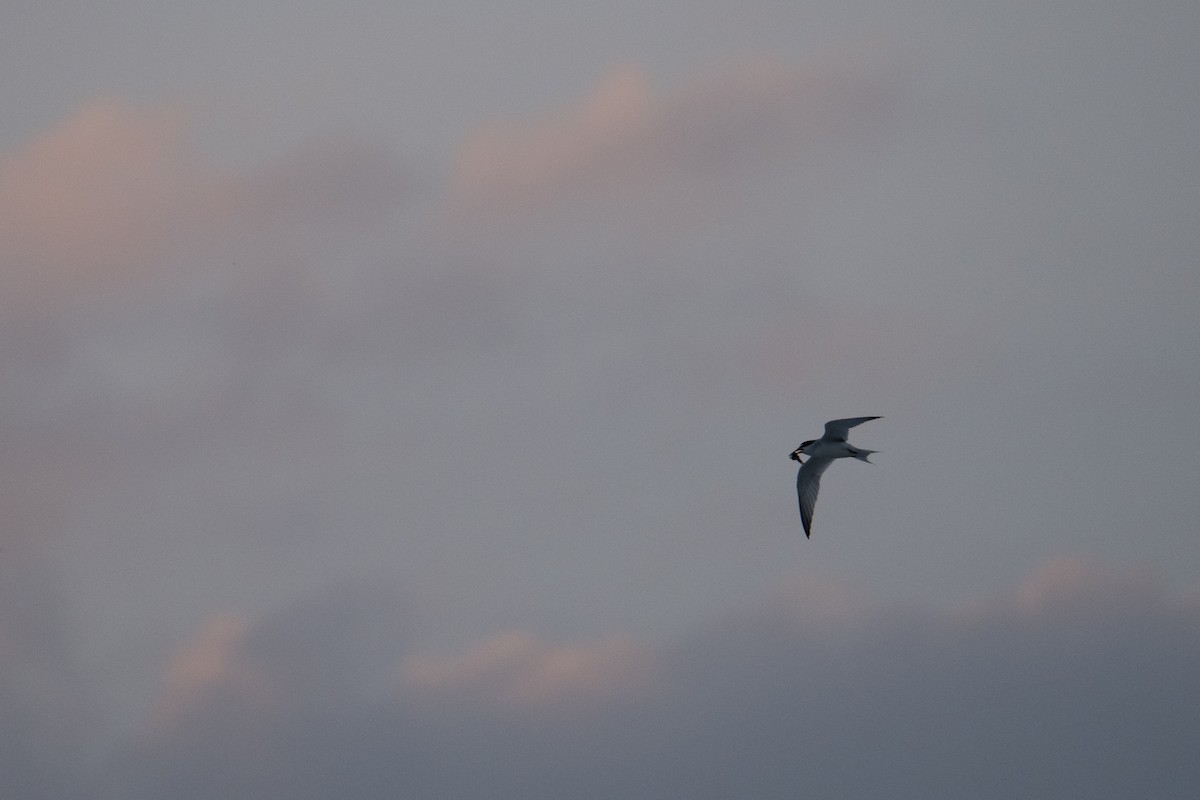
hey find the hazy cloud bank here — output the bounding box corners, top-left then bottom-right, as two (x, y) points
(80, 556), (1198, 799)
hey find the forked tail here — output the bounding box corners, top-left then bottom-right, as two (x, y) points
(852, 449), (877, 463)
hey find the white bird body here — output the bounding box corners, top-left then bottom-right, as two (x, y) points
(790, 416), (880, 538)
(795, 438), (870, 460)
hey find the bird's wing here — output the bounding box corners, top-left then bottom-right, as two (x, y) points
(823, 416), (881, 442)
(796, 457), (834, 538)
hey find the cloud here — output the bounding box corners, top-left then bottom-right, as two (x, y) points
(149, 586), (412, 731)
(448, 55), (898, 217)
(101, 555), (1200, 799)
(150, 614), (272, 729)
(0, 99), (230, 305)
(0, 98), (411, 311)
(450, 64), (656, 212)
(399, 630), (656, 710)
(1007, 554), (1164, 617)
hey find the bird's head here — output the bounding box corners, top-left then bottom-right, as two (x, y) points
(790, 440), (815, 461)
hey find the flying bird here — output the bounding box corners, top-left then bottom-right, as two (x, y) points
(790, 416), (880, 538)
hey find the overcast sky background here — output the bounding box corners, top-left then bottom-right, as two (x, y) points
(2, 1), (1199, 797)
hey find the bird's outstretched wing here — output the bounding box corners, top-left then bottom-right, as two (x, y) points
(796, 457), (834, 538)
(823, 416), (881, 442)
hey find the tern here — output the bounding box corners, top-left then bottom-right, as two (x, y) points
(790, 416), (880, 538)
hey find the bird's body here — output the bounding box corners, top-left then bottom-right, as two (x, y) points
(790, 416), (880, 538)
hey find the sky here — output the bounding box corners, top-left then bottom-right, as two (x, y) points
(2, 1), (1199, 797)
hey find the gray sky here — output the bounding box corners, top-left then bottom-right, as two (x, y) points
(2, 1), (1199, 796)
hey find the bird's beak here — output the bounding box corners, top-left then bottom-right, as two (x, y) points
(790, 451), (803, 462)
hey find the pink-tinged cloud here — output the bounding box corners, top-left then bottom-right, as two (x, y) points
(0, 99), (411, 310)
(448, 56), (896, 216)
(950, 553), (1173, 628)
(451, 65), (655, 212)
(399, 630), (657, 709)
(1009, 554), (1163, 615)
(0, 99), (232, 304)
(151, 614), (278, 729)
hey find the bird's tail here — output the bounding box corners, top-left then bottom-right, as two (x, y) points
(852, 449), (877, 463)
